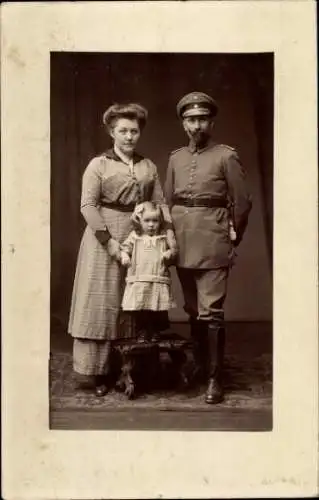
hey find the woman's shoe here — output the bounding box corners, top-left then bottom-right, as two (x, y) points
(95, 384), (109, 397)
(95, 374), (110, 397)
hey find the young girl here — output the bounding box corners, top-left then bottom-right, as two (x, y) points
(120, 201), (177, 343)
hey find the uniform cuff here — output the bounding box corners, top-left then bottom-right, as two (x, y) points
(164, 221), (174, 231)
(95, 228), (111, 245)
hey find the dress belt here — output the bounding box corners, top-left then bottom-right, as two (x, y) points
(172, 196), (228, 208)
(99, 201), (136, 212)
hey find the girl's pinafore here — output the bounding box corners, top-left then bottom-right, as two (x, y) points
(121, 232), (175, 311)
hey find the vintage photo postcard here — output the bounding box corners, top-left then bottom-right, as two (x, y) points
(1, 1), (318, 498)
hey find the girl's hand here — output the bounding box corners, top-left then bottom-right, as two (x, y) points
(161, 249), (173, 263)
(107, 238), (121, 261)
(120, 251), (131, 267)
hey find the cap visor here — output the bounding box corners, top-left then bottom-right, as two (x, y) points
(182, 108), (212, 118)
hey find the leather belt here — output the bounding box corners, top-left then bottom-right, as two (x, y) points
(99, 201), (136, 212)
(173, 196), (228, 208)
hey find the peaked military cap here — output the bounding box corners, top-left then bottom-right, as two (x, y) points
(177, 91), (218, 118)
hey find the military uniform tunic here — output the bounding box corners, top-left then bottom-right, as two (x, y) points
(164, 140), (252, 270)
(164, 139), (252, 321)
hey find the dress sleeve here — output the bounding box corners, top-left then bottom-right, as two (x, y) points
(164, 155), (174, 209)
(120, 231), (135, 256)
(165, 235), (178, 259)
(147, 159), (173, 229)
(80, 157), (112, 244)
(223, 151), (252, 246)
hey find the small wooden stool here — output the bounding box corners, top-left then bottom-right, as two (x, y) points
(114, 333), (193, 399)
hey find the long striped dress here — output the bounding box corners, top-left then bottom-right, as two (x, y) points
(68, 148), (172, 376)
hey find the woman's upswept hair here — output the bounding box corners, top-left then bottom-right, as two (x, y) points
(103, 103), (148, 132)
(131, 201), (165, 235)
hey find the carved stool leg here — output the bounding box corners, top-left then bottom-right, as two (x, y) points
(167, 349), (190, 389)
(118, 352), (136, 399)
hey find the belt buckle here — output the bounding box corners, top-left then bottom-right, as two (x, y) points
(187, 196), (196, 207)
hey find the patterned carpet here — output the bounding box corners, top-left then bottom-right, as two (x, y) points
(50, 347), (272, 412)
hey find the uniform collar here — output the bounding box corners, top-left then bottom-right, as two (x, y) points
(104, 148), (144, 164)
(188, 138), (216, 154)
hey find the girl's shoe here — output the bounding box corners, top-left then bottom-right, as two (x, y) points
(151, 331), (161, 343)
(137, 330), (149, 343)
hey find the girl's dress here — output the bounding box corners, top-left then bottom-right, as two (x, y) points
(68, 149), (172, 376)
(121, 232), (176, 312)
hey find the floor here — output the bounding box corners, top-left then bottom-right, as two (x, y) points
(50, 321), (272, 431)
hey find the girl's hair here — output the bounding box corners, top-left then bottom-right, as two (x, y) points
(102, 103), (148, 132)
(131, 202), (165, 235)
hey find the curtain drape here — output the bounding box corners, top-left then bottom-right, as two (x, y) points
(50, 53), (273, 335)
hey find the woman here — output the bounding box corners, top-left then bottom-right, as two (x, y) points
(68, 103), (175, 397)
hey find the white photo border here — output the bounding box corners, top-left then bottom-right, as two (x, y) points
(2, 2), (318, 498)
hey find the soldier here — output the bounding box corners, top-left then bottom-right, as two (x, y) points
(164, 91), (252, 404)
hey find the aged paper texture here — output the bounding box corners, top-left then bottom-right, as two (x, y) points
(1, 1), (318, 498)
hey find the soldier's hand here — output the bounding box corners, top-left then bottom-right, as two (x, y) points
(229, 247), (238, 267)
(229, 225), (237, 242)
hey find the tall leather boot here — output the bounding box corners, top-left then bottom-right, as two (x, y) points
(190, 318), (209, 383)
(205, 324), (225, 404)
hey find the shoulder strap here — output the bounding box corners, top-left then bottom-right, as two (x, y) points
(170, 146), (186, 156)
(219, 144), (237, 153)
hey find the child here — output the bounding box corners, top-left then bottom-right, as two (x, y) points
(120, 201), (177, 343)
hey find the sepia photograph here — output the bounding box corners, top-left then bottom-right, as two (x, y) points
(50, 52), (273, 431)
(2, 2), (317, 498)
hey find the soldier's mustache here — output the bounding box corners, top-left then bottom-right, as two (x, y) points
(191, 130), (206, 135)
(191, 131), (208, 141)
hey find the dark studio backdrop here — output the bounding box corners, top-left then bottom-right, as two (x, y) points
(50, 52), (273, 338)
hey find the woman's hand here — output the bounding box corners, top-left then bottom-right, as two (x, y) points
(120, 251), (131, 267)
(107, 238), (121, 261)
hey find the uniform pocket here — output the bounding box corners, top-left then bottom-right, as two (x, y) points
(215, 208), (228, 224)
